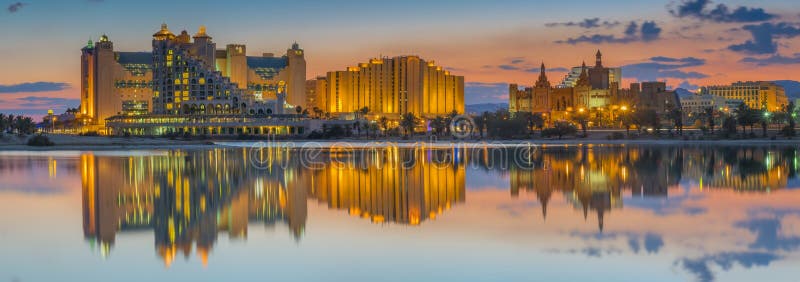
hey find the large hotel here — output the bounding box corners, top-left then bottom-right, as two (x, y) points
(509, 51), (679, 123)
(313, 56), (464, 119)
(80, 24), (308, 135)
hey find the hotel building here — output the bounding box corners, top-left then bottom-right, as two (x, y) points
(314, 56), (464, 119)
(700, 81), (787, 111)
(81, 24), (308, 135)
(510, 51), (680, 125)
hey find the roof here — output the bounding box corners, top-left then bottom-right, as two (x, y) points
(246, 56), (288, 69)
(117, 52), (152, 65)
(247, 56), (288, 80)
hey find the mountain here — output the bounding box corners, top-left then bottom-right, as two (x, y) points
(674, 88), (694, 99)
(465, 103), (508, 114)
(774, 80), (800, 100)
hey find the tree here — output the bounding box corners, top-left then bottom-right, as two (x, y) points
(571, 110), (590, 136)
(722, 116), (738, 138)
(668, 107), (683, 135)
(313, 107), (323, 119)
(783, 101), (796, 137)
(0, 113), (6, 135)
(400, 113), (418, 137)
(379, 116), (390, 137)
(357, 107), (369, 120)
(430, 116), (447, 136)
(473, 112), (489, 139)
(634, 109), (659, 134)
(542, 121), (577, 139)
(530, 113), (545, 136)
(295, 106), (303, 115)
(619, 111), (634, 135)
(704, 107), (715, 135)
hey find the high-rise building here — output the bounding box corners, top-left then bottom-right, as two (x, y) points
(80, 35), (153, 131)
(314, 55), (464, 119)
(88, 24), (316, 136)
(701, 81), (787, 111)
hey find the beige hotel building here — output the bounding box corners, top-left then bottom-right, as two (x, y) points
(314, 55), (464, 119)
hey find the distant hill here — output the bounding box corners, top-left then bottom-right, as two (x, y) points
(774, 80), (800, 100)
(674, 88), (694, 99)
(465, 103), (508, 114)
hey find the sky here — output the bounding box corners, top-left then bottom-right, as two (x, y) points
(1, 0), (799, 118)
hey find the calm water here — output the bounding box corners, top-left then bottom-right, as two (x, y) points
(1, 145), (799, 282)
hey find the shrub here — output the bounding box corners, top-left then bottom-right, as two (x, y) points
(542, 122), (577, 139)
(27, 134), (55, 147)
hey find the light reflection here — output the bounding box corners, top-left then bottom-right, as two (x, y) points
(72, 145), (800, 275)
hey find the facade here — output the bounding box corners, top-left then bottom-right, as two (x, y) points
(680, 93), (735, 114)
(509, 51), (628, 123)
(636, 82), (680, 114)
(314, 56), (464, 119)
(701, 81), (787, 111)
(80, 35), (154, 130)
(83, 24), (311, 136)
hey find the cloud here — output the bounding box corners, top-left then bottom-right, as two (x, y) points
(510, 58), (525, 64)
(498, 65), (519, 71)
(7, 2), (25, 13)
(643, 233), (664, 253)
(678, 80), (701, 91)
(15, 96), (80, 108)
(740, 53), (800, 66)
(622, 56), (709, 82)
(0, 82), (70, 94)
(678, 252), (780, 282)
(669, 0), (776, 23)
(545, 18), (620, 29)
(728, 22), (800, 54)
(736, 218), (800, 251)
(641, 21), (662, 41)
(465, 82), (508, 104)
(556, 21), (662, 45)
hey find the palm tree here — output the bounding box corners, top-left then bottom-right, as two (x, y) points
(357, 106), (369, 120)
(0, 113), (6, 135)
(571, 110), (590, 137)
(668, 107), (683, 135)
(378, 116), (389, 137)
(400, 113), (417, 138)
(704, 107), (715, 135)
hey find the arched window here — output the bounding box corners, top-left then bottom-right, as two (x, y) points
(266, 109), (273, 115)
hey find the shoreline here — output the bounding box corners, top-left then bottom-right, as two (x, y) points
(2, 134), (800, 151)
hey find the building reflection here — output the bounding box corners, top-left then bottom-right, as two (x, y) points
(80, 145), (799, 264)
(80, 148), (465, 265)
(497, 145), (795, 231)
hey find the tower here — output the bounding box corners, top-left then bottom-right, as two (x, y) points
(286, 42), (307, 109)
(534, 63), (550, 88)
(192, 26), (216, 66)
(595, 50), (603, 67)
(81, 34), (120, 128)
(226, 44), (247, 89)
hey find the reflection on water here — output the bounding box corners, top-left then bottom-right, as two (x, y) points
(80, 147), (467, 266)
(2, 144), (800, 281)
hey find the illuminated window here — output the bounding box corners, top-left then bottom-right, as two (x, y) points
(182, 72), (189, 79)
(154, 91), (159, 97)
(174, 79), (180, 85)
(182, 79), (188, 85)
(166, 103), (173, 110)
(199, 78), (205, 85)
(168, 49), (173, 55)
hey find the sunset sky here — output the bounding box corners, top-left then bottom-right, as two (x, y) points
(1, 0), (799, 117)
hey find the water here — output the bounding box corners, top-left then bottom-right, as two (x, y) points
(1, 144), (799, 282)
